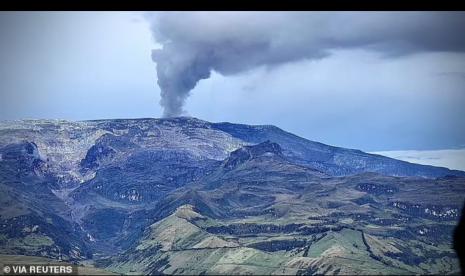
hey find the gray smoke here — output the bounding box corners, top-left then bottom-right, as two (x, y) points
(145, 12), (465, 117)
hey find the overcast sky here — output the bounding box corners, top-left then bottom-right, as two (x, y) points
(1, 11), (465, 152)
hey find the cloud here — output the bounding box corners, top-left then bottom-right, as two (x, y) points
(372, 149), (465, 171)
(145, 12), (465, 117)
(437, 71), (465, 81)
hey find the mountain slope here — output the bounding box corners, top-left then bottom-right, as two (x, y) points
(104, 205), (410, 275)
(105, 196), (462, 275)
(211, 121), (465, 177)
(1, 117), (463, 183)
(0, 117), (464, 275)
(102, 141), (464, 274)
(0, 142), (92, 260)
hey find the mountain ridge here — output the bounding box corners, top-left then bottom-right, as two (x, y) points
(1, 116), (463, 180)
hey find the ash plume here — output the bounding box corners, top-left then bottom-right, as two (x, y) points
(145, 12), (465, 117)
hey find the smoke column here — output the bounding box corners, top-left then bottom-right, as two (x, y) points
(146, 12), (465, 117)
